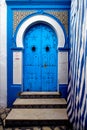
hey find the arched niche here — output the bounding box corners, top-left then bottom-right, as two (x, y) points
(13, 14), (68, 89)
(16, 14), (66, 48)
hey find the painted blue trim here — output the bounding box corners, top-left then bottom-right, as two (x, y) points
(11, 6), (70, 10)
(7, 7), (13, 82)
(6, 6), (70, 12)
(7, 3), (70, 106)
(14, 12), (67, 48)
(59, 84), (68, 99)
(7, 7), (23, 107)
(58, 48), (70, 51)
(11, 47), (24, 50)
(7, 7), (15, 107)
(8, 85), (22, 107)
(6, 0), (71, 7)
(6, 0), (71, 1)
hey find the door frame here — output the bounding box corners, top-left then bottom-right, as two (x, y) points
(15, 13), (66, 92)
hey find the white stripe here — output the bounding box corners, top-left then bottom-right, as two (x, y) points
(79, 66), (85, 101)
(67, 99), (72, 111)
(78, 44), (84, 78)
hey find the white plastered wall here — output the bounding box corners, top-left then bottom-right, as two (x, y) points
(0, 0), (7, 107)
(58, 52), (68, 84)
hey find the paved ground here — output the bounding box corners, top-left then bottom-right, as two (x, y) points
(0, 107), (73, 130)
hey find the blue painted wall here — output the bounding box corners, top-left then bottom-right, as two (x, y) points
(6, 0), (70, 107)
(6, 0), (71, 6)
(67, 0), (87, 129)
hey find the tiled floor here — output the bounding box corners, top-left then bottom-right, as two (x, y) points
(0, 107), (73, 130)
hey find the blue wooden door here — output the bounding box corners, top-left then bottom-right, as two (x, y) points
(23, 23), (57, 91)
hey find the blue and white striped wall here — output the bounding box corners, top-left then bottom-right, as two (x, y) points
(67, 0), (87, 129)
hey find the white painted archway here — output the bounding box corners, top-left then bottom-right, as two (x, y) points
(13, 14), (68, 92)
(16, 15), (66, 48)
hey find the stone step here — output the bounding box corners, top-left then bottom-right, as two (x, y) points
(13, 98), (67, 108)
(19, 92), (61, 98)
(5, 108), (68, 127)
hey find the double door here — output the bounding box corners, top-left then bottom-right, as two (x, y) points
(23, 23), (58, 91)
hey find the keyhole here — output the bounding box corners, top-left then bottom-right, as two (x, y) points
(32, 46), (36, 52)
(46, 46), (50, 52)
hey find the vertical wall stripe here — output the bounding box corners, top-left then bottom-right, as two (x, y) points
(67, 0), (87, 129)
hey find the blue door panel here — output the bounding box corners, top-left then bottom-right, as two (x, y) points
(41, 24), (57, 91)
(23, 23), (57, 91)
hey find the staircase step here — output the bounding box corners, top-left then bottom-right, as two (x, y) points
(19, 92), (61, 98)
(13, 98), (67, 108)
(5, 108), (68, 127)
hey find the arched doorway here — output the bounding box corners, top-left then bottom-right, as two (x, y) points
(23, 23), (58, 91)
